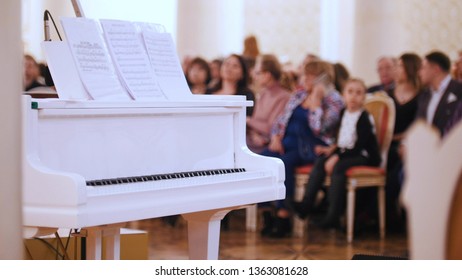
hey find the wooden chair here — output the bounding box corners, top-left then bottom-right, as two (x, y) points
(340, 92), (395, 242)
(402, 121), (462, 259)
(294, 91), (395, 242)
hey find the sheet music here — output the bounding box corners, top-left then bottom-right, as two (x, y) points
(100, 19), (166, 100)
(60, 17), (131, 100)
(41, 41), (91, 100)
(141, 28), (191, 99)
(135, 22), (166, 33)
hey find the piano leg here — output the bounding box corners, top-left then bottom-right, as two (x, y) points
(103, 227), (121, 260)
(85, 228), (103, 260)
(84, 223), (125, 260)
(182, 208), (235, 260)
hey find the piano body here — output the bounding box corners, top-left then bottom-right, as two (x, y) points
(22, 94), (285, 259)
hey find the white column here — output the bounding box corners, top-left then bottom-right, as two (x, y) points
(320, 0), (356, 69)
(22, 0), (45, 59)
(0, 0), (23, 260)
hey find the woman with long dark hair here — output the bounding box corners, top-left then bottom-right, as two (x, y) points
(386, 52), (422, 231)
(209, 54), (255, 116)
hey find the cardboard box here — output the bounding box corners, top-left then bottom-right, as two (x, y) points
(24, 228), (148, 260)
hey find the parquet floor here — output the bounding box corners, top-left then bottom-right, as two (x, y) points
(127, 209), (408, 260)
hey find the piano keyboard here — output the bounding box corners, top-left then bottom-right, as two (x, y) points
(86, 168), (246, 186)
(86, 168), (273, 196)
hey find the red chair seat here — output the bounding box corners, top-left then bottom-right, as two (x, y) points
(295, 164), (313, 174)
(346, 166), (385, 177)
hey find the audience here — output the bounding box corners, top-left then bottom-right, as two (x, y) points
(293, 78), (381, 229)
(333, 62), (350, 93)
(242, 35), (260, 61)
(444, 99), (462, 136)
(185, 57), (212, 94)
(279, 70), (297, 92)
(385, 53), (422, 231)
(23, 54), (45, 91)
(208, 58), (223, 90)
(452, 52), (462, 82)
(246, 54), (291, 153)
(242, 35), (260, 93)
(260, 60), (344, 238)
(181, 54), (193, 74)
(416, 51), (462, 136)
(367, 56), (397, 95)
(174, 49), (462, 239)
(245, 57), (258, 94)
(209, 54), (255, 116)
(296, 53), (320, 90)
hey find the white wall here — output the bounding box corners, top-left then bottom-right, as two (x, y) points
(244, 0), (321, 66)
(176, 0), (244, 60)
(0, 0), (23, 260)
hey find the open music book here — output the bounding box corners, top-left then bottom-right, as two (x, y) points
(43, 17), (191, 101)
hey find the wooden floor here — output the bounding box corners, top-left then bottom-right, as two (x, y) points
(127, 209), (408, 260)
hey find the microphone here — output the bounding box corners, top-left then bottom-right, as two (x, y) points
(44, 10), (51, 41)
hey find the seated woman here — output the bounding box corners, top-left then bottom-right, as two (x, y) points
(293, 78), (381, 229)
(208, 58), (222, 90)
(185, 57), (212, 94)
(246, 54), (291, 153)
(209, 54), (255, 116)
(23, 54), (46, 91)
(260, 60), (344, 237)
(385, 53), (422, 231)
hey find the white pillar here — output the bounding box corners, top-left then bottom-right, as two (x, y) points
(320, 0), (356, 68)
(0, 0), (23, 260)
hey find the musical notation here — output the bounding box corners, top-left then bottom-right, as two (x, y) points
(61, 17), (130, 100)
(100, 19), (165, 100)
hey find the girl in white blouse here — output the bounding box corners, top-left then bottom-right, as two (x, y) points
(293, 78), (381, 229)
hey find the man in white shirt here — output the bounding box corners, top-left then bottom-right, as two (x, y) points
(417, 51), (462, 136)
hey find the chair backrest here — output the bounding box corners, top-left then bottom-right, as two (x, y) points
(364, 91), (396, 169)
(402, 121), (462, 259)
(446, 167), (462, 259)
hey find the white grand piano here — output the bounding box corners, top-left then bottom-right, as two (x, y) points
(22, 94), (285, 259)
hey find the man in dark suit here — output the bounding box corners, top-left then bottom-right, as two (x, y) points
(417, 51), (462, 136)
